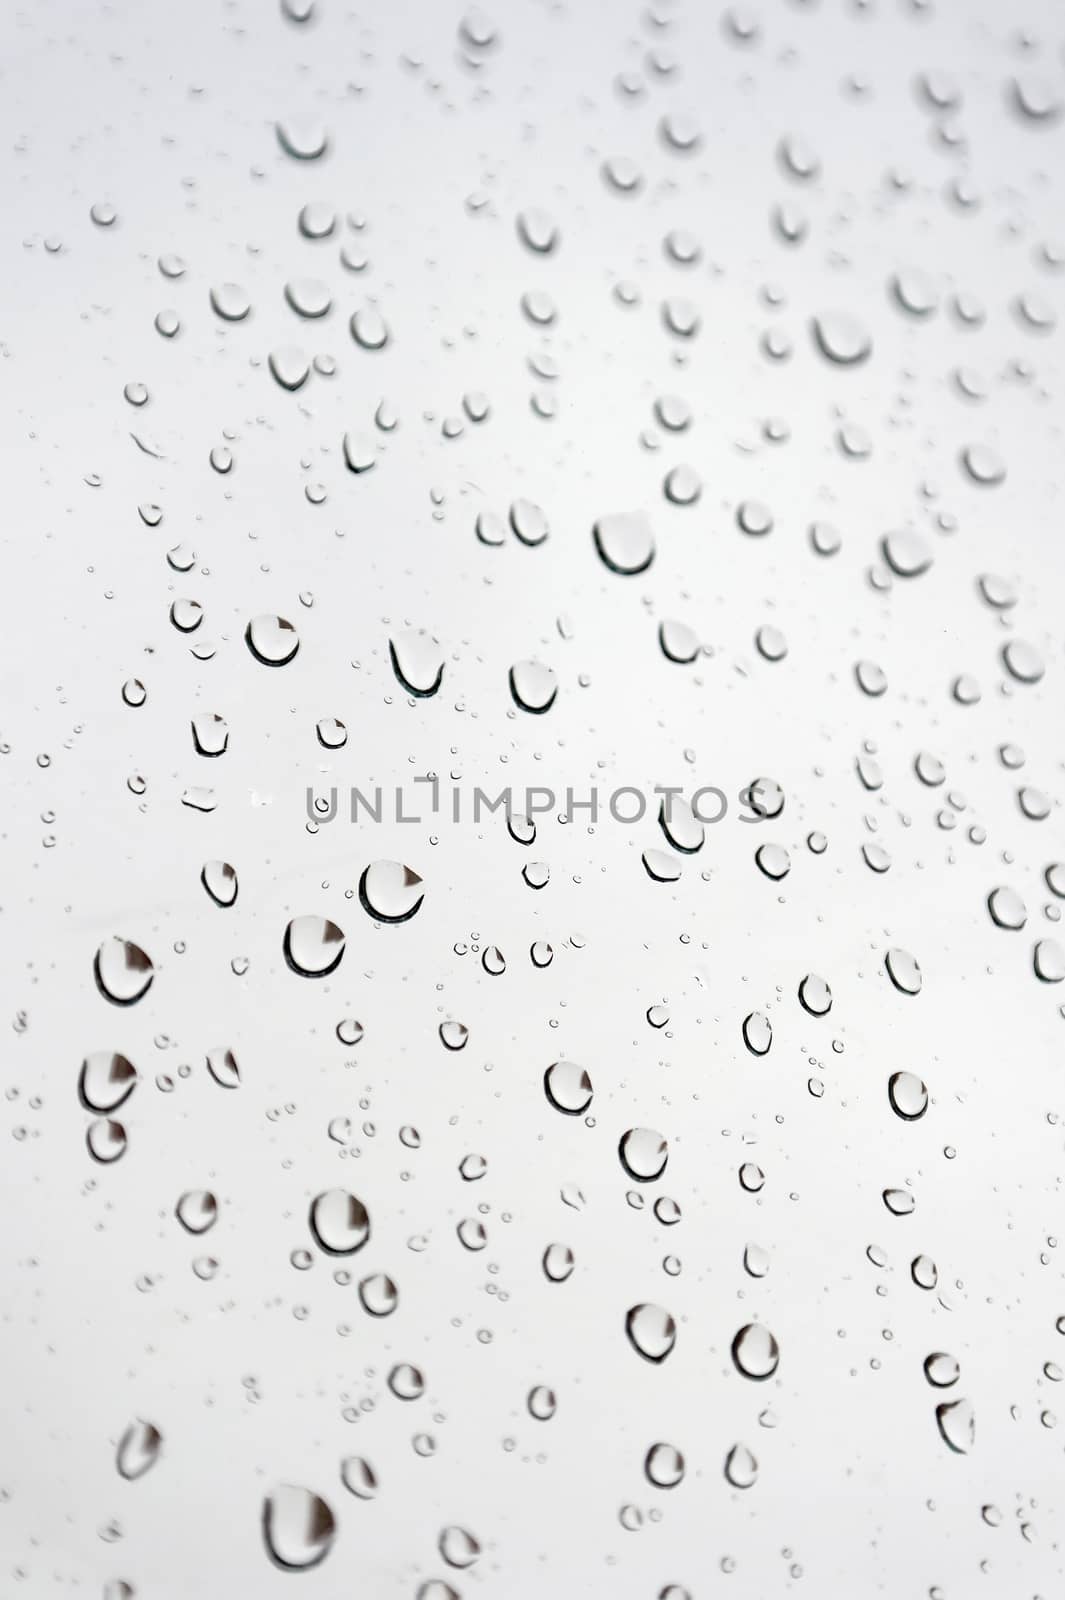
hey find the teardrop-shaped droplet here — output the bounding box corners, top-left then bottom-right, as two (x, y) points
(516, 208), (559, 254)
(439, 1525), (481, 1569)
(262, 1485), (336, 1570)
(724, 1444), (759, 1488)
(269, 346), (311, 391)
(283, 916), (346, 977)
(209, 283), (251, 322)
(94, 938), (154, 1006)
(528, 1384), (557, 1420)
(309, 1189), (370, 1255)
(359, 861), (424, 922)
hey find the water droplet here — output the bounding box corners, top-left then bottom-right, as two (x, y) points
(389, 631), (445, 697)
(262, 1485), (336, 1570)
(798, 974), (832, 1016)
(731, 1323), (780, 1380)
(811, 312), (871, 365)
(209, 283), (251, 322)
(924, 1352), (960, 1388)
(176, 1190), (218, 1234)
(593, 511), (655, 575)
(724, 1444), (759, 1488)
(340, 1457), (377, 1499)
(509, 660), (558, 714)
(116, 1420), (162, 1481)
(309, 1190), (370, 1255)
(359, 861), (424, 922)
(935, 1398), (974, 1454)
(544, 1060), (593, 1115)
(885, 948), (922, 995)
(888, 1072), (928, 1121)
(79, 1052), (137, 1113)
(246, 614), (299, 666)
(625, 1303), (677, 1363)
(619, 1127), (668, 1182)
(645, 1442), (685, 1488)
(94, 938), (154, 1006)
(284, 916), (345, 977)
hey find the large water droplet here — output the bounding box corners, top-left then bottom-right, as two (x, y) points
(262, 1485), (336, 1570)
(544, 1060), (593, 1115)
(359, 861), (424, 922)
(625, 1303), (677, 1362)
(389, 631), (445, 697)
(593, 511), (655, 575)
(284, 916), (346, 976)
(731, 1323), (780, 1380)
(116, 1420), (163, 1481)
(94, 938), (154, 1006)
(309, 1190), (370, 1255)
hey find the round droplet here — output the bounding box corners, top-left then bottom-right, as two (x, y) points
(284, 916), (345, 977)
(176, 1190), (218, 1234)
(262, 1485), (336, 1571)
(732, 1323), (779, 1380)
(811, 312), (871, 365)
(755, 843), (790, 880)
(516, 208), (559, 254)
(79, 1052), (137, 1113)
(359, 1273), (399, 1317)
(1002, 639), (1045, 684)
(882, 530), (933, 577)
(440, 1021), (469, 1051)
(246, 614), (299, 666)
(593, 511), (655, 575)
(619, 1127), (668, 1182)
(87, 1119), (127, 1164)
(645, 1443), (685, 1489)
(544, 1060), (593, 1115)
(309, 1190), (370, 1255)
(988, 887), (1026, 930)
(924, 1351), (960, 1388)
(888, 1072), (928, 1121)
(209, 283), (251, 322)
(350, 306), (389, 350)
(359, 861), (424, 923)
